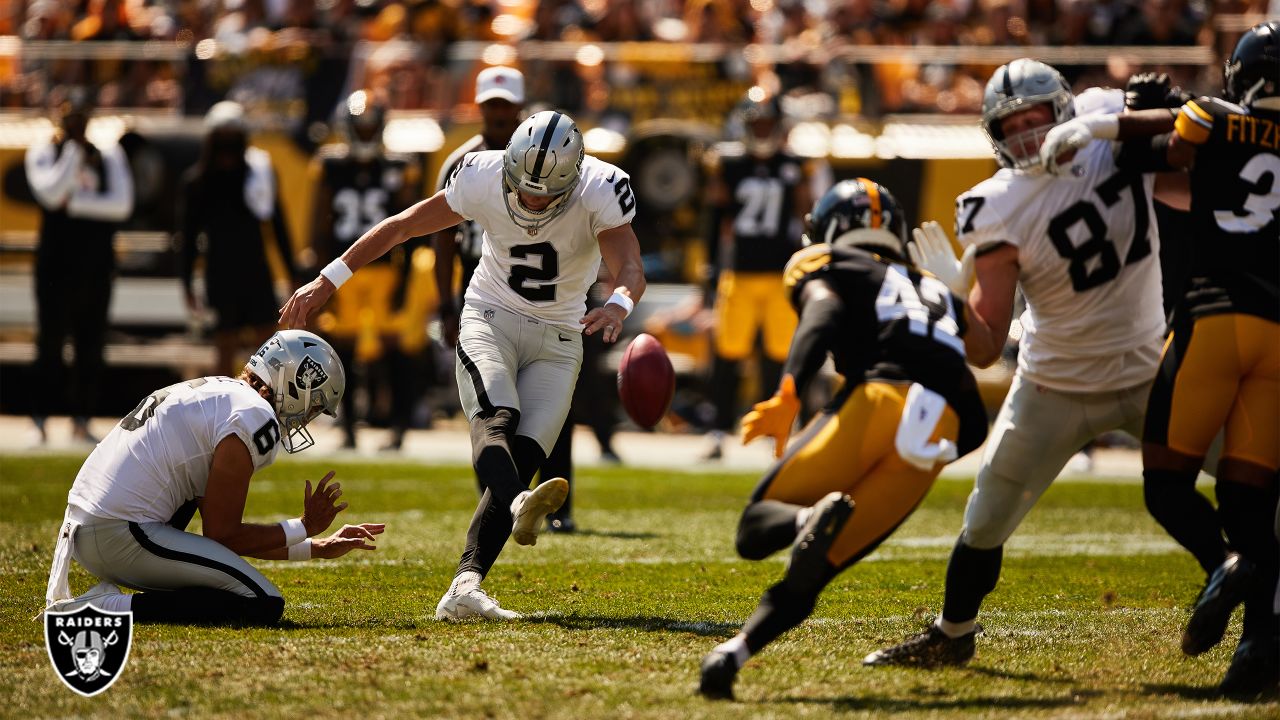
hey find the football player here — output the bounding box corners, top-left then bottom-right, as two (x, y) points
(432, 66), (525, 347)
(865, 60), (1170, 668)
(310, 90), (423, 450)
(698, 179), (989, 700)
(42, 330), (384, 625)
(1040, 22), (1279, 696)
(702, 91), (811, 459)
(281, 110), (645, 620)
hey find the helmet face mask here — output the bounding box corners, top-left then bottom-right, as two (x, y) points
(1224, 21), (1280, 108)
(804, 178), (908, 261)
(245, 330), (346, 453)
(502, 110), (584, 234)
(982, 59), (1075, 170)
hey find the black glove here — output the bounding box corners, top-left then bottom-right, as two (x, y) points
(1125, 72), (1190, 110)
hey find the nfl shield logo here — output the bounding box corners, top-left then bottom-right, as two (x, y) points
(45, 605), (132, 697)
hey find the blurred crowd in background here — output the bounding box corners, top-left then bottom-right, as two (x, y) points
(2, 0), (1274, 136)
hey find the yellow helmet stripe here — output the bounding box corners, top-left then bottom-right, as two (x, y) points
(857, 177), (882, 228)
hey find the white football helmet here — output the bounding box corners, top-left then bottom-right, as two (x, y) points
(502, 110), (584, 234)
(245, 330), (345, 453)
(981, 59), (1075, 170)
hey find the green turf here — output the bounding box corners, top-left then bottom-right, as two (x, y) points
(0, 453), (1273, 719)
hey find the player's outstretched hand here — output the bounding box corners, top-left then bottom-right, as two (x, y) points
(278, 276), (335, 329)
(741, 375), (801, 459)
(909, 221), (975, 297)
(581, 303), (627, 344)
(302, 471), (346, 537)
(312, 523), (385, 559)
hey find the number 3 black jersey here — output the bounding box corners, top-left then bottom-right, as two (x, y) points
(956, 88), (1164, 392)
(312, 146), (418, 265)
(718, 148), (805, 272)
(784, 244), (987, 456)
(1174, 97), (1280, 322)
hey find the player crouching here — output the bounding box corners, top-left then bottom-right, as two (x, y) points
(698, 180), (989, 700)
(42, 330), (384, 625)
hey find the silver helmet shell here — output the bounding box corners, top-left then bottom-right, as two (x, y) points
(981, 59), (1075, 170)
(502, 110), (584, 233)
(245, 330), (345, 453)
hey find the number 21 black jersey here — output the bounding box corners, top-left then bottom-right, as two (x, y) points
(719, 150), (804, 272)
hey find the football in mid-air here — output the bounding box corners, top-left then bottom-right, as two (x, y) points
(617, 333), (675, 430)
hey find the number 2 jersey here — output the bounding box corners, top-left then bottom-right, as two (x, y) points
(444, 150), (636, 330)
(956, 88), (1164, 392)
(785, 244), (988, 456)
(67, 378), (280, 524)
(1173, 96), (1279, 323)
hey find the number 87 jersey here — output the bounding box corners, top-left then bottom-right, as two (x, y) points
(445, 150), (636, 330)
(956, 88), (1165, 393)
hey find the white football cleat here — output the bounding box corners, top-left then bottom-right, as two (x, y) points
(35, 581), (123, 620)
(435, 586), (522, 621)
(510, 478), (569, 546)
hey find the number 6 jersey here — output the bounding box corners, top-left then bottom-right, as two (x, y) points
(956, 88), (1165, 392)
(444, 150), (636, 330)
(68, 378), (280, 523)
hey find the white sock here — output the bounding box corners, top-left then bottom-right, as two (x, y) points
(509, 490), (530, 519)
(713, 633), (751, 667)
(935, 616), (976, 639)
(450, 571), (482, 595)
(93, 594), (133, 613)
(795, 507), (813, 533)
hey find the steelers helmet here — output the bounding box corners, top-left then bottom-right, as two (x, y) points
(981, 59), (1075, 170)
(502, 110), (584, 234)
(245, 330), (346, 453)
(343, 90), (386, 162)
(1224, 21), (1280, 108)
(730, 90), (784, 156)
(803, 178), (908, 261)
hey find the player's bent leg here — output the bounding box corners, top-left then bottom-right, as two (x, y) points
(1206, 463), (1279, 660)
(1142, 444), (1226, 575)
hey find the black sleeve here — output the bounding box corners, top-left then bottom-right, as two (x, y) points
(177, 175), (200, 293)
(781, 278), (846, 397)
(953, 375), (989, 457)
(1116, 133), (1175, 173)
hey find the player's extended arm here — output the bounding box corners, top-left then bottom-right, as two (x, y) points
(280, 190), (463, 328)
(585, 223), (647, 344)
(199, 436), (347, 558)
(962, 243), (1019, 368)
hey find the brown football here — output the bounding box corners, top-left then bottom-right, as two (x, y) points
(617, 333), (675, 430)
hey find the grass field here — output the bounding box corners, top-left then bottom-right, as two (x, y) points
(0, 453), (1274, 719)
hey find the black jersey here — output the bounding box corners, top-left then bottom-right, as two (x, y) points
(1173, 97), (1279, 322)
(718, 149), (805, 273)
(435, 134), (489, 287)
(314, 147), (417, 264)
(785, 244), (987, 455)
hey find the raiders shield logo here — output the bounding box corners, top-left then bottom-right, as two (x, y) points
(45, 605), (132, 697)
(295, 355), (329, 390)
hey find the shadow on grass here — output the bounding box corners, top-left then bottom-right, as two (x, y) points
(966, 664), (1078, 684)
(772, 693), (1084, 713)
(562, 529), (660, 540)
(528, 613), (738, 637)
(1140, 682), (1225, 701)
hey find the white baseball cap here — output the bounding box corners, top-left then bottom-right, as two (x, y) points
(475, 66), (524, 105)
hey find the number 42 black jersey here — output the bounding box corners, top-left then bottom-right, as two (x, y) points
(784, 244), (988, 456)
(1174, 97), (1280, 322)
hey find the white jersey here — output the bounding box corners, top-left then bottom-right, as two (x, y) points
(956, 88), (1164, 392)
(68, 377), (281, 523)
(444, 151), (636, 330)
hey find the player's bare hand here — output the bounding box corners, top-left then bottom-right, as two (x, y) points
(581, 303), (627, 344)
(278, 275), (335, 329)
(311, 523), (384, 559)
(741, 375), (801, 459)
(909, 221), (974, 297)
(302, 471), (346, 536)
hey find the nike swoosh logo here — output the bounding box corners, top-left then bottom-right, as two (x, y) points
(558, 334), (573, 342)
(605, 172), (616, 183)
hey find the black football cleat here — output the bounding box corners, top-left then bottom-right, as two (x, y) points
(1183, 552), (1255, 656)
(863, 624), (981, 667)
(698, 650), (739, 700)
(785, 493), (855, 595)
(1218, 633), (1280, 700)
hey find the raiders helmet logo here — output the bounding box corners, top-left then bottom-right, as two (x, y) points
(45, 605), (133, 697)
(295, 355), (329, 390)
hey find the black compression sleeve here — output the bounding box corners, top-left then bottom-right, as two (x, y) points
(1116, 133), (1174, 173)
(781, 284), (844, 396)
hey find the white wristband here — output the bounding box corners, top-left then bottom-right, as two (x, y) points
(606, 291), (634, 318)
(1081, 113), (1120, 140)
(320, 258), (353, 289)
(287, 539), (312, 561)
(280, 517), (307, 546)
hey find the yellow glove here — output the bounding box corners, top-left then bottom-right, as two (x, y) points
(741, 374), (801, 459)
